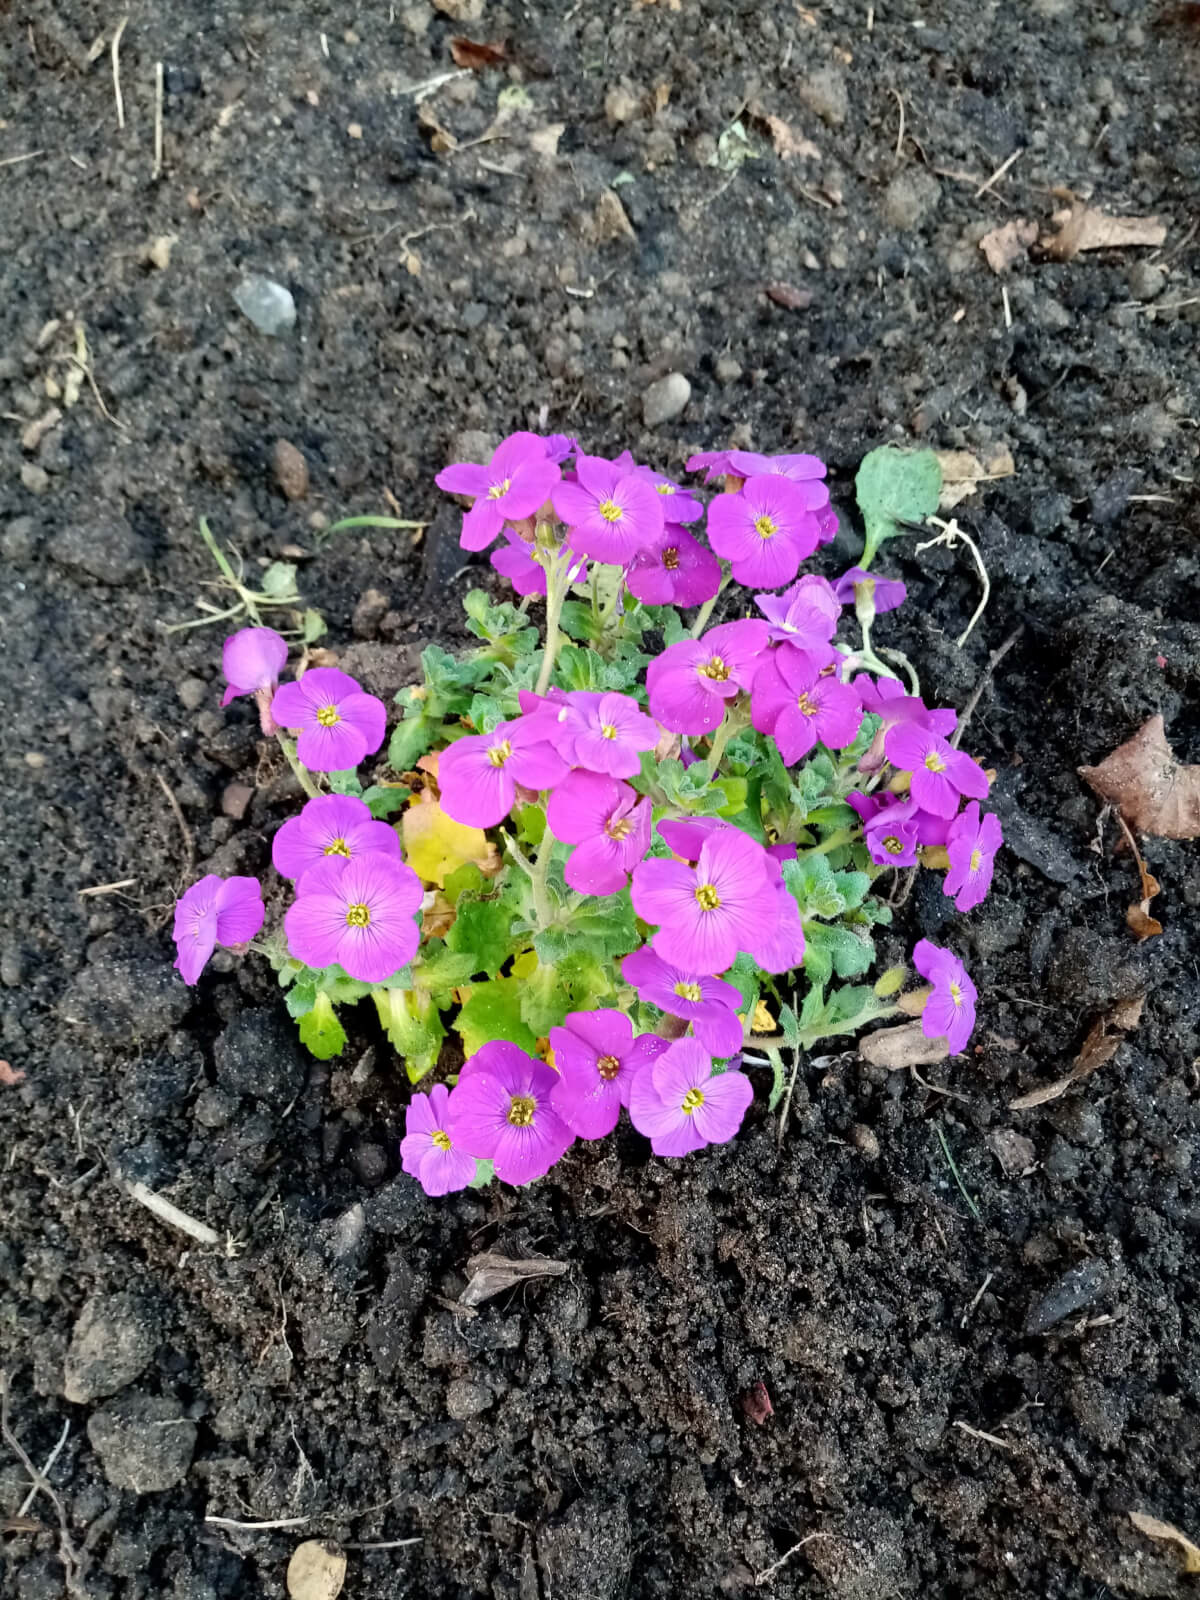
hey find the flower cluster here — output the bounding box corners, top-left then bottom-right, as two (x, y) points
(170, 429), (1005, 1203)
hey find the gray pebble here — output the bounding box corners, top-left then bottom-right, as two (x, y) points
(87, 1392), (197, 1492)
(0, 516), (36, 563)
(446, 1378), (494, 1420)
(64, 1293), (159, 1404)
(642, 372), (691, 427)
(233, 275), (296, 336)
(178, 677), (208, 712)
(193, 1086), (238, 1129)
(1127, 261), (1165, 302)
(797, 65), (848, 127)
(20, 462), (51, 495)
(1024, 1258), (1108, 1335)
(882, 169), (941, 231)
(271, 438), (310, 500)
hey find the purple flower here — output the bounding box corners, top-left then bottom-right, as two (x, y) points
(221, 627), (289, 735)
(706, 476), (825, 589)
(754, 574), (842, 667)
(401, 1084), (477, 1195)
(490, 528), (547, 596)
(621, 945), (745, 1057)
(645, 619), (770, 735)
(284, 854), (422, 983)
(628, 1038), (754, 1157)
(944, 802), (1003, 911)
(557, 691), (660, 780)
(632, 824), (778, 973)
(437, 718), (568, 829)
(614, 451), (705, 524)
(815, 503), (840, 546)
(436, 431), (561, 553)
(272, 793), (401, 889)
(626, 525), (722, 608)
(834, 566), (907, 615)
(751, 652), (862, 764)
(885, 724), (990, 818)
(855, 793), (924, 867)
(548, 1009), (668, 1139)
(726, 450), (828, 485)
(173, 875), (264, 986)
(270, 668), (387, 773)
(552, 454), (664, 563)
(854, 678), (957, 774)
(446, 1041), (574, 1186)
(913, 940), (977, 1055)
(542, 433), (577, 464)
(545, 770), (651, 895)
(685, 448), (739, 484)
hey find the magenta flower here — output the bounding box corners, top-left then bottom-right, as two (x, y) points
(437, 718), (568, 829)
(621, 945), (745, 1058)
(854, 793), (924, 867)
(446, 1041), (574, 1186)
(834, 566), (907, 615)
(854, 678), (957, 773)
(706, 475), (825, 589)
(628, 1038), (754, 1157)
(548, 1009), (668, 1139)
(558, 691), (660, 780)
(545, 770), (651, 895)
(284, 854), (422, 983)
(552, 454), (664, 563)
(754, 574), (842, 670)
(221, 627), (288, 735)
(913, 940), (977, 1055)
(270, 668), (386, 773)
(685, 448), (739, 484)
(632, 824), (778, 973)
(885, 724), (989, 818)
(272, 793), (401, 889)
(172, 875), (264, 986)
(435, 431), (561, 553)
(944, 802), (1003, 911)
(490, 529), (547, 596)
(614, 451), (705, 524)
(751, 652), (862, 764)
(401, 1083), (477, 1196)
(815, 503), (840, 546)
(645, 619), (770, 735)
(542, 433), (577, 464)
(626, 524), (722, 608)
(726, 450), (828, 485)
(746, 871), (807, 975)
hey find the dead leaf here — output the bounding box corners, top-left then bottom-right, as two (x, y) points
(759, 112), (820, 162)
(417, 102), (457, 154)
(145, 234), (176, 270)
(979, 218), (1038, 274)
(286, 1541), (347, 1600)
(987, 1128), (1036, 1176)
(1, 1515), (44, 1533)
(529, 122), (565, 160)
(1129, 1512), (1200, 1574)
(1042, 201), (1167, 261)
(934, 446), (1017, 509)
(859, 1020), (951, 1070)
(764, 281), (813, 310)
(1079, 715), (1200, 839)
(460, 1252), (568, 1308)
(1117, 816), (1163, 940)
(1009, 994), (1144, 1110)
(449, 36), (508, 70)
(741, 1381), (774, 1425)
(653, 82), (671, 113)
(0, 1061), (25, 1087)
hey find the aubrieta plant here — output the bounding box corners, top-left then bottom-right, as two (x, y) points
(171, 433), (1002, 1194)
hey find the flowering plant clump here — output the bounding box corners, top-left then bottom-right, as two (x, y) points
(170, 434), (1002, 1195)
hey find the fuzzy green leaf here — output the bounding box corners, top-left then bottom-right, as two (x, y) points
(445, 890), (517, 978)
(298, 991), (347, 1060)
(361, 784), (411, 819)
(454, 979), (539, 1057)
(855, 446), (942, 566)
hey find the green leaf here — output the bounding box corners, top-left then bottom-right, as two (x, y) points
(302, 609), (327, 643)
(317, 968), (372, 1006)
(855, 446), (942, 567)
(532, 892), (640, 965)
(803, 922), (874, 985)
(468, 1158), (496, 1189)
(778, 1003), (800, 1049)
(455, 979), (538, 1057)
(831, 869), (871, 913)
(298, 991), (347, 1060)
(559, 600), (604, 644)
(373, 988), (444, 1082)
(445, 890), (517, 978)
(388, 709), (435, 773)
(462, 588), (539, 663)
(260, 560), (299, 600)
(284, 977), (318, 1019)
(784, 854), (846, 919)
(322, 514), (426, 536)
(328, 769), (363, 796)
(724, 954), (761, 1011)
(519, 951), (614, 1035)
(442, 862), (484, 905)
(413, 940), (479, 997)
(514, 804), (546, 847)
(361, 784), (411, 819)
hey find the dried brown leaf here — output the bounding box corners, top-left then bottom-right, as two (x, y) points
(1079, 715), (1200, 839)
(1010, 994), (1144, 1110)
(763, 114), (820, 162)
(979, 218), (1038, 274)
(460, 1252), (567, 1309)
(988, 1128), (1037, 1176)
(449, 36), (508, 70)
(1129, 1512), (1200, 1574)
(764, 281), (813, 310)
(935, 446), (1017, 509)
(287, 1541), (347, 1600)
(529, 122), (565, 160)
(741, 1381), (774, 1425)
(1042, 201), (1167, 261)
(417, 103), (457, 154)
(859, 1020), (950, 1070)
(0, 1061), (24, 1087)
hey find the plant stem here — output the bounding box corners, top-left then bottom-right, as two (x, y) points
(535, 551), (571, 695)
(530, 821), (556, 931)
(199, 518), (263, 625)
(808, 825), (855, 856)
(689, 572), (732, 638)
(276, 733), (320, 798)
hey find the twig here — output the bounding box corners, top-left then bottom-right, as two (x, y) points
(155, 772), (195, 877)
(18, 1420), (71, 1518)
(890, 87), (905, 158)
(204, 1514), (311, 1531)
(974, 147), (1023, 199)
(755, 1533), (833, 1586)
(950, 624), (1024, 749)
(960, 1271), (995, 1329)
(78, 878), (137, 898)
(910, 1065), (969, 1102)
(344, 1538), (422, 1550)
(0, 1374), (86, 1597)
(1001, 284), (1012, 330)
(111, 16), (129, 132)
(953, 1419), (1012, 1451)
(935, 1125), (982, 1223)
(152, 61), (164, 178)
(397, 68), (470, 101)
(0, 150), (45, 170)
(1138, 296), (1200, 314)
(914, 515), (992, 649)
(125, 1181), (222, 1247)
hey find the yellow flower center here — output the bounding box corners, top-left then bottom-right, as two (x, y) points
(487, 477), (512, 500)
(487, 739), (513, 768)
(431, 1129), (452, 1152)
(924, 750), (947, 773)
(695, 884), (721, 912)
(970, 848), (982, 871)
(796, 692), (818, 717)
(754, 514), (778, 541)
(681, 1087), (706, 1115)
(656, 483), (675, 496)
(345, 902), (371, 928)
(699, 655), (730, 681)
(316, 704), (341, 727)
(601, 723), (619, 740)
(662, 546), (680, 570)
(606, 816), (632, 841)
(949, 981), (963, 1008)
(674, 981), (703, 1002)
(323, 836), (351, 857)
(598, 498), (624, 523)
(597, 1054), (621, 1081)
(507, 1094), (536, 1127)
(883, 834), (904, 855)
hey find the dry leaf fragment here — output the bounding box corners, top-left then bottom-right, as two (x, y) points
(529, 122), (564, 160)
(1129, 1512), (1200, 1574)
(449, 36), (508, 70)
(979, 218), (1038, 274)
(460, 1252), (567, 1308)
(0, 1061), (25, 1087)
(1042, 201), (1167, 261)
(859, 1020), (950, 1069)
(286, 1541), (347, 1600)
(1079, 715), (1200, 839)
(417, 102), (457, 153)
(741, 1381), (774, 1425)
(764, 115), (819, 162)
(764, 281), (813, 310)
(934, 446), (1016, 510)
(1009, 994), (1144, 1110)
(987, 1128), (1036, 1176)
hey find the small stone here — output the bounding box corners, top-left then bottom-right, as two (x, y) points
(24, 751), (47, 769)
(1127, 261), (1165, 302)
(221, 782), (254, 820)
(1, 942), (26, 987)
(592, 189), (636, 243)
(271, 438), (309, 500)
(87, 1393), (197, 1492)
(20, 462), (50, 495)
(882, 168), (941, 230)
(347, 121), (364, 140)
(178, 678), (208, 712)
(1024, 1258), (1109, 1335)
(193, 1086), (237, 1129)
(446, 1378), (494, 1420)
(851, 1124), (880, 1161)
(797, 66), (848, 128)
(604, 84), (639, 124)
(233, 275), (297, 336)
(352, 588), (391, 639)
(146, 235), (175, 271)
(715, 355), (742, 384)
(642, 372), (691, 427)
(827, 244), (849, 269)
(64, 1293), (159, 1404)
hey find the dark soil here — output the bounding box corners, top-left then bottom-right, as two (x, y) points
(3, 2), (1200, 1596)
